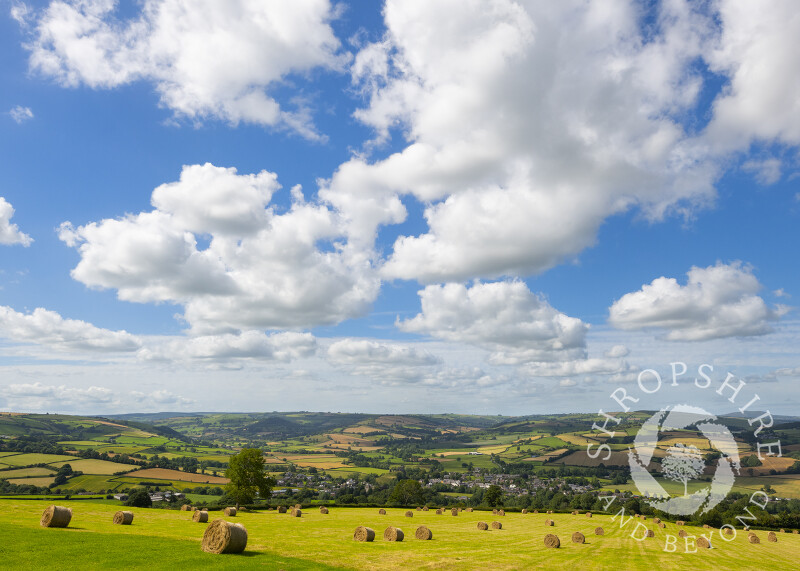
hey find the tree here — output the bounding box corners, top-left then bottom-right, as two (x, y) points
(484, 485), (503, 507)
(225, 448), (275, 507)
(662, 443), (705, 497)
(126, 489), (152, 508)
(388, 479), (425, 506)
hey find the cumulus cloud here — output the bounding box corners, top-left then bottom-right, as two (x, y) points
(0, 305), (141, 352)
(59, 163), (379, 332)
(22, 0), (346, 138)
(398, 281), (587, 364)
(609, 262), (789, 341)
(327, 338), (440, 383)
(605, 344), (630, 358)
(2, 383), (115, 408)
(0, 197), (33, 246)
(319, 0), (719, 283)
(130, 389), (193, 406)
(138, 331), (316, 364)
(9, 105), (34, 123)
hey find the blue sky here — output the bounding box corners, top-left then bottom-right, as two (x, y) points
(0, 0), (799, 416)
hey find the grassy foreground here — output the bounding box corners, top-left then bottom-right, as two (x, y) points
(1, 500), (798, 570)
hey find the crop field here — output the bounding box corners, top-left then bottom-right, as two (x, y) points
(8, 476), (56, 487)
(50, 459), (133, 475)
(1, 453), (76, 466)
(2, 500), (799, 570)
(132, 468), (229, 484)
(0, 467), (54, 479)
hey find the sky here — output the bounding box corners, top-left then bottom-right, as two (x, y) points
(0, 0), (799, 417)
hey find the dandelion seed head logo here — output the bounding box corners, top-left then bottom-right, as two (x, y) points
(628, 404), (740, 516)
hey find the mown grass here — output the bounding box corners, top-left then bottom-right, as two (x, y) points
(2, 500), (799, 570)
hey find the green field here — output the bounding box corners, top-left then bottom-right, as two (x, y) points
(1, 500), (798, 570)
(1, 453), (76, 466)
(0, 467), (55, 479)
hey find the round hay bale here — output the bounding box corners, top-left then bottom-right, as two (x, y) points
(780, 528), (785, 533)
(533, 510), (539, 514)
(586, 512), (592, 518)
(646, 529), (655, 538)
(658, 522), (665, 529)
(277, 506), (287, 514)
(384, 526), (404, 542)
(224, 507), (237, 517)
(544, 519), (554, 526)
(547, 510), (553, 514)
(521, 509), (528, 514)
(571, 510), (578, 516)
(423, 506), (429, 512)
(697, 536), (711, 549)
(477, 521), (488, 530)
(491, 521), (502, 530)
(544, 534), (560, 548)
(113, 510), (134, 525)
(415, 525), (432, 540)
(642, 516), (647, 521)
(181, 504), (192, 511)
(466, 508), (473, 512)
(291, 508), (302, 517)
(436, 508), (443, 515)
(653, 518), (660, 524)
(405, 510), (413, 518)
(595, 527), (604, 535)
(354, 526), (376, 542)
(191, 507), (198, 512)
(193, 510), (209, 523)
(498, 510), (505, 516)
(378, 508), (386, 515)
(724, 527), (734, 535)
(678, 530), (688, 538)
(768, 531), (778, 542)
(794, 530), (799, 534)
(492, 509), (498, 515)
(572, 531), (585, 544)
(201, 520), (248, 554)
(451, 507), (458, 516)
(676, 520), (685, 526)
(416, 507), (422, 511)
(319, 506), (329, 514)
(749, 534), (760, 544)
(40, 505), (72, 528)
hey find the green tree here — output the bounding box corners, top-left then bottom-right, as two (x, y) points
(225, 448), (275, 508)
(388, 479), (425, 506)
(484, 484), (503, 507)
(126, 489), (152, 508)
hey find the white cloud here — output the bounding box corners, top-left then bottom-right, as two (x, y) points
(2, 382), (115, 407)
(522, 358), (631, 378)
(22, 0), (346, 138)
(320, 0), (718, 283)
(59, 163), (380, 332)
(605, 344), (630, 358)
(9, 105), (34, 123)
(0, 305), (141, 352)
(0, 197), (33, 246)
(130, 389), (193, 406)
(327, 338), (440, 383)
(398, 281), (587, 364)
(742, 158), (782, 185)
(138, 331), (316, 364)
(609, 262), (789, 341)
(704, 0), (800, 151)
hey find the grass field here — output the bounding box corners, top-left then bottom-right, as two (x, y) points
(8, 476), (56, 487)
(0, 467), (55, 478)
(1, 453), (76, 466)
(1, 500), (798, 570)
(132, 468), (229, 484)
(50, 459), (132, 475)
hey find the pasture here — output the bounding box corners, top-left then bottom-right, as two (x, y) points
(2, 500), (798, 570)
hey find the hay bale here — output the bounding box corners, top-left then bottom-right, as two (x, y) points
(180, 504), (191, 511)
(697, 536), (711, 549)
(492, 509), (498, 515)
(416, 507), (422, 511)
(491, 521), (502, 530)
(278, 506), (287, 514)
(533, 510), (539, 514)
(572, 531), (585, 544)
(586, 512), (592, 518)
(224, 507), (237, 517)
(653, 518), (660, 524)
(547, 510), (553, 514)
(354, 526), (375, 542)
(451, 507), (458, 516)
(768, 531), (778, 542)
(595, 527), (604, 535)
(423, 506), (429, 511)
(405, 510), (413, 518)
(319, 506), (329, 514)
(191, 507), (198, 512)
(384, 526), (404, 542)
(724, 527), (734, 535)
(749, 534), (760, 544)
(378, 508), (386, 515)
(295, 504), (301, 509)
(658, 522), (665, 529)
(498, 510), (505, 516)
(642, 516), (647, 521)
(676, 520), (685, 526)
(780, 528), (785, 533)
(571, 510), (578, 516)
(678, 530), (688, 538)
(415, 525), (432, 540)
(544, 534), (560, 548)
(477, 521), (488, 530)
(193, 510), (209, 523)
(544, 519), (554, 526)
(646, 529), (655, 538)
(436, 509), (443, 515)
(201, 520), (248, 554)
(521, 509), (528, 514)
(466, 508), (473, 512)
(794, 530), (799, 534)
(113, 510), (134, 525)
(291, 508), (302, 518)
(40, 505), (72, 528)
